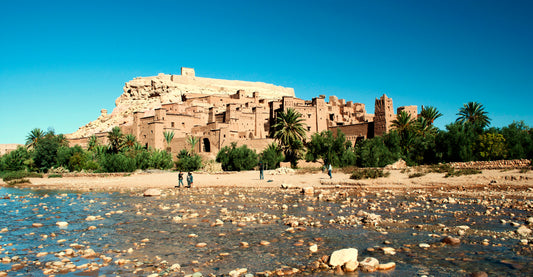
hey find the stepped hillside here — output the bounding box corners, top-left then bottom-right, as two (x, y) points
(68, 68), (295, 139)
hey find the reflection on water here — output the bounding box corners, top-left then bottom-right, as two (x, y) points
(0, 186), (531, 276)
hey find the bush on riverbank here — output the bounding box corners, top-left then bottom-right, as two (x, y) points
(2, 171), (43, 182)
(350, 168), (390, 180)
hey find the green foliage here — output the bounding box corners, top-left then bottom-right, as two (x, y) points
(216, 143), (258, 171)
(164, 131), (175, 151)
(444, 168), (482, 178)
(350, 168), (390, 180)
(25, 128), (45, 149)
(175, 149), (203, 171)
(149, 149), (174, 170)
(48, 174), (63, 178)
(305, 129), (354, 167)
(7, 179), (31, 186)
(408, 172), (426, 178)
(271, 108), (307, 168)
(87, 135), (99, 151)
(1, 146), (31, 171)
(501, 121), (533, 160)
(107, 127), (124, 154)
(260, 143), (284, 170)
(33, 134), (61, 171)
(354, 136), (398, 167)
(2, 171), (43, 182)
(436, 122), (478, 162)
(98, 153), (137, 172)
(187, 136), (199, 154)
(476, 133), (507, 161)
(456, 101), (491, 129)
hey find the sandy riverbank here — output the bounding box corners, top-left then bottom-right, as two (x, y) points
(3, 168), (533, 199)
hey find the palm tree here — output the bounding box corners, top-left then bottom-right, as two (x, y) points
(163, 131), (175, 152)
(107, 127), (124, 153)
(420, 106), (443, 125)
(123, 134), (137, 148)
(456, 102), (491, 128)
(56, 134), (69, 147)
(391, 111), (413, 135)
(26, 128), (45, 149)
(271, 108), (307, 167)
(187, 136), (199, 154)
(88, 135), (99, 151)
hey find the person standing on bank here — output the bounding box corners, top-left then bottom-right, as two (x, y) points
(187, 172), (193, 188)
(176, 171), (184, 188)
(259, 161), (264, 180)
(328, 164), (332, 179)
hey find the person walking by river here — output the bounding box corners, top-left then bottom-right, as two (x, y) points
(187, 172), (193, 188)
(176, 171), (184, 188)
(328, 164), (332, 179)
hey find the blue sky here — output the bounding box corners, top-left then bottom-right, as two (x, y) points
(1, 0), (532, 144)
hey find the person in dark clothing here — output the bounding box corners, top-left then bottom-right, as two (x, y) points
(176, 171), (184, 188)
(259, 161), (264, 180)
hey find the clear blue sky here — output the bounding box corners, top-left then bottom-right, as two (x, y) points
(1, 0), (532, 144)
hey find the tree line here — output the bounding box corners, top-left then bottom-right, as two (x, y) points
(1, 101), (531, 176)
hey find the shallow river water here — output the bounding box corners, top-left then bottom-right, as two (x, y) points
(0, 186), (531, 276)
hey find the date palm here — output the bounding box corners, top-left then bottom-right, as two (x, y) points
(88, 135), (99, 151)
(124, 134), (137, 148)
(456, 102), (491, 128)
(187, 136), (199, 154)
(25, 128), (45, 149)
(271, 108), (307, 167)
(391, 111), (413, 135)
(420, 106), (442, 125)
(107, 127), (124, 153)
(164, 131), (175, 152)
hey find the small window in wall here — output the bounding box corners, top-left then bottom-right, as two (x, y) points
(308, 114), (311, 118)
(171, 122), (175, 127)
(151, 130), (153, 133)
(307, 126), (311, 131)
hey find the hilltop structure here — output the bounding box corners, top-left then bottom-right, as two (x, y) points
(68, 67), (417, 157)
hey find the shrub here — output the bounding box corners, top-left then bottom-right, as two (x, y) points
(1, 146), (31, 172)
(99, 153), (137, 172)
(2, 171), (43, 182)
(260, 143), (284, 170)
(444, 168), (482, 178)
(7, 179), (31, 186)
(149, 149), (173, 170)
(216, 143), (258, 171)
(48, 174), (63, 178)
(350, 168), (390, 180)
(408, 172), (426, 178)
(175, 150), (203, 172)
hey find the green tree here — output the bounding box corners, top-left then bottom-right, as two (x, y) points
(216, 142), (258, 171)
(271, 108), (307, 168)
(88, 135), (99, 151)
(107, 127), (124, 154)
(175, 149), (203, 171)
(436, 122), (478, 162)
(501, 121), (533, 159)
(1, 146), (31, 171)
(164, 131), (175, 152)
(123, 134), (137, 149)
(25, 128), (45, 149)
(187, 136), (199, 154)
(354, 136), (398, 167)
(260, 142), (284, 170)
(476, 133), (507, 161)
(456, 102), (491, 129)
(305, 129), (353, 167)
(391, 111), (414, 136)
(420, 106), (443, 126)
(33, 133), (61, 171)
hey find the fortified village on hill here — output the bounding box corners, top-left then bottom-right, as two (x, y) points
(67, 67), (418, 158)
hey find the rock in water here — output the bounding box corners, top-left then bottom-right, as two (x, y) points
(328, 248), (358, 267)
(441, 236), (461, 245)
(516, 225), (532, 237)
(359, 257), (379, 272)
(143, 189), (161, 197)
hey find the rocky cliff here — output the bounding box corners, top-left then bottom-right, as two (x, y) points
(67, 68), (295, 139)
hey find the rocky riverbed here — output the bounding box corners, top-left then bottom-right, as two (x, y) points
(0, 184), (532, 276)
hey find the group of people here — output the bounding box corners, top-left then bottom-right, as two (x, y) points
(176, 171), (193, 188)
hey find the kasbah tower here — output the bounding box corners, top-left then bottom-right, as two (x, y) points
(66, 67), (418, 159)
